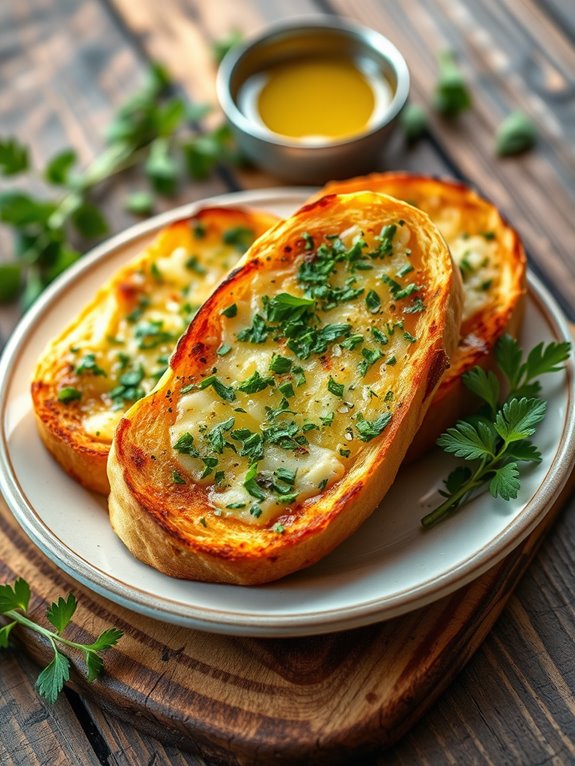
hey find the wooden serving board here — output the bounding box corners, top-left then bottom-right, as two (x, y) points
(1, 466), (574, 766)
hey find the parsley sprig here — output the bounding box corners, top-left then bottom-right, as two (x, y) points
(0, 578), (123, 703)
(422, 336), (571, 528)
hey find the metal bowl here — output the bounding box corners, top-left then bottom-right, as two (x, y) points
(217, 18), (410, 184)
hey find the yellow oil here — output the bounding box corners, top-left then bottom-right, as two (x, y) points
(255, 57), (379, 141)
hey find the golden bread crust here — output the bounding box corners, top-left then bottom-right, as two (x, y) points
(108, 191), (463, 584)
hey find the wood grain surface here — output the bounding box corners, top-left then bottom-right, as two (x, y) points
(1, 0), (575, 764)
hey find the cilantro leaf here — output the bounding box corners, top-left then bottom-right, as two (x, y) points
(489, 462), (520, 501)
(46, 594), (77, 633)
(494, 397), (547, 443)
(505, 440), (542, 463)
(525, 341), (571, 379)
(0, 578), (30, 613)
(462, 367), (500, 414)
(86, 627), (124, 653)
(36, 652), (71, 704)
(437, 419), (497, 460)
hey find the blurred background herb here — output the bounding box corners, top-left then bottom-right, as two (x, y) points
(0, 60), (243, 310)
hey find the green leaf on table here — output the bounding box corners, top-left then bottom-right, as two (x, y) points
(145, 138), (179, 196)
(71, 202), (109, 238)
(85, 652), (104, 682)
(212, 29), (243, 64)
(46, 594), (77, 633)
(36, 651), (70, 704)
(124, 191), (154, 216)
(0, 192), (55, 227)
(524, 341), (572, 379)
(0, 262), (22, 303)
(433, 50), (472, 117)
(0, 137), (29, 176)
(86, 627), (124, 653)
(401, 103), (428, 142)
(489, 462), (520, 501)
(155, 98), (187, 136)
(0, 577), (30, 613)
(44, 149), (77, 186)
(437, 418), (497, 460)
(494, 397), (547, 443)
(495, 111), (537, 156)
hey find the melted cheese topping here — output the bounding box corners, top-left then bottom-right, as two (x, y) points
(170, 221), (427, 526)
(61, 221), (257, 442)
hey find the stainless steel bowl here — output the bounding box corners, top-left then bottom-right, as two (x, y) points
(216, 18), (410, 184)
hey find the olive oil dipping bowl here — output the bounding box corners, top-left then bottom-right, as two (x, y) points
(217, 19), (410, 184)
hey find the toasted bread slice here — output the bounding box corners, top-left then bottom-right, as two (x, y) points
(31, 207), (279, 494)
(108, 191), (463, 585)
(315, 174), (526, 457)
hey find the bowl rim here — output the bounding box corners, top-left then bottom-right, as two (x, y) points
(216, 17), (410, 150)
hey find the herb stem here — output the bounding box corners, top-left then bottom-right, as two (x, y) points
(4, 609), (94, 653)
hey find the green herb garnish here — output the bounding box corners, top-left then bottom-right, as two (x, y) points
(0, 578), (122, 703)
(422, 336), (571, 528)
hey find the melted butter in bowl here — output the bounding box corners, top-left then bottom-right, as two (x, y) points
(238, 56), (393, 143)
(217, 19), (409, 182)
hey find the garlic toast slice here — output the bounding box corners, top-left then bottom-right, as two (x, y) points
(108, 191), (463, 585)
(31, 207), (278, 494)
(315, 174), (526, 457)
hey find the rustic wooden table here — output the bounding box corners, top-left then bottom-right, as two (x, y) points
(1, 1), (575, 764)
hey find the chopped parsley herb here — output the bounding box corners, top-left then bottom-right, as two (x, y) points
(341, 334), (364, 351)
(237, 370), (273, 394)
(365, 290), (381, 313)
(108, 365), (145, 409)
(262, 420), (307, 450)
(292, 366), (306, 386)
(134, 320), (174, 350)
(231, 429), (264, 461)
(397, 263), (414, 278)
(198, 375), (236, 402)
(264, 292), (315, 323)
(207, 417), (235, 454)
(172, 470), (186, 484)
(199, 517), (207, 527)
(459, 253), (474, 276)
(318, 478), (329, 491)
(481, 279), (493, 291)
(243, 463), (266, 500)
(320, 412), (334, 427)
(217, 343), (232, 356)
(272, 523), (285, 534)
(250, 504), (262, 518)
(482, 231), (496, 241)
(404, 297), (426, 314)
(221, 303), (237, 318)
(173, 432), (200, 457)
(150, 262), (163, 282)
(302, 232), (314, 250)
(269, 354), (293, 374)
(275, 468), (296, 485)
(236, 313), (270, 343)
(339, 447), (351, 458)
(404, 331), (417, 343)
(226, 502), (246, 509)
(382, 274), (421, 301)
(75, 353), (106, 377)
(373, 224), (397, 257)
(57, 386), (82, 404)
(355, 412), (392, 442)
(278, 381), (295, 398)
(185, 255), (207, 274)
(192, 220), (206, 239)
(214, 471), (225, 486)
(200, 457), (218, 479)
(328, 376), (345, 397)
(386, 355), (397, 366)
(385, 390), (394, 401)
(223, 226), (254, 251)
(287, 323), (352, 360)
(126, 295), (151, 323)
(359, 347), (383, 376)
(371, 327), (388, 345)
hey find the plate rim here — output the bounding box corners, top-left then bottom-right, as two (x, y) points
(1, 189), (574, 637)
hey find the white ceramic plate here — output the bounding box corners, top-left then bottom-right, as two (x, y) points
(1, 189), (574, 637)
